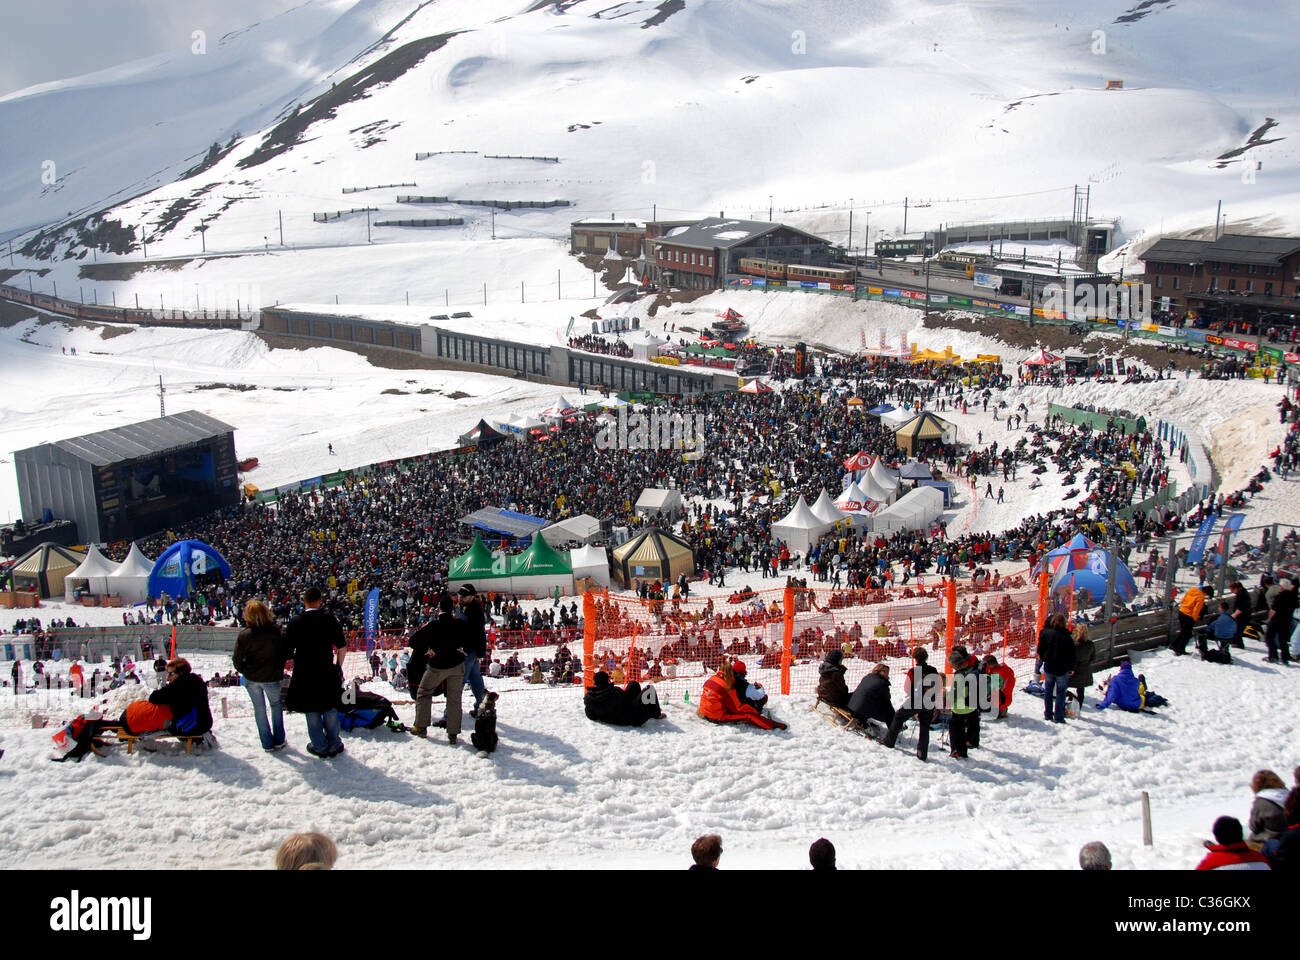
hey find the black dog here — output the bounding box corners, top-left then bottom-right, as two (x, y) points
(470, 692), (499, 754)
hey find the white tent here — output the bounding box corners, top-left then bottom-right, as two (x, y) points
(635, 488), (683, 521)
(870, 486), (945, 535)
(880, 407), (914, 432)
(64, 543), (119, 600)
(627, 330), (666, 362)
(869, 457), (900, 488)
(771, 496), (834, 554)
(107, 543), (154, 604)
(834, 480), (870, 513)
(859, 470), (898, 506)
(500, 412), (547, 435)
(541, 514), (603, 547)
(569, 545), (611, 589)
(810, 488), (846, 525)
(539, 396), (580, 420)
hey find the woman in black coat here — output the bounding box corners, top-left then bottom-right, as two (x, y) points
(233, 599), (290, 750)
(1071, 622), (1096, 709)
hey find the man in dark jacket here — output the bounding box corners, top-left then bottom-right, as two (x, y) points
(411, 594), (467, 744)
(284, 586), (347, 758)
(883, 647), (940, 761)
(847, 663), (894, 728)
(816, 649), (849, 709)
(583, 671), (665, 726)
(455, 584), (489, 717)
(1037, 613), (1074, 723)
(1264, 578), (1297, 664)
(1229, 581), (1252, 648)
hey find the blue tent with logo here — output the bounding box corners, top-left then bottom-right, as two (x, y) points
(146, 539), (231, 600)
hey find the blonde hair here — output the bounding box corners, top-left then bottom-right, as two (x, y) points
(1072, 622), (1090, 643)
(275, 832), (338, 871)
(871, 663), (890, 677)
(244, 599), (275, 628)
(717, 662), (735, 688)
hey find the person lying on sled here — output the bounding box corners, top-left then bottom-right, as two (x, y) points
(698, 662), (786, 730)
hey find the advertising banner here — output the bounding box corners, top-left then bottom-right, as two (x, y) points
(364, 588), (380, 654)
(973, 272), (1002, 289)
(1206, 334), (1224, 345)
(1224, 337), (1258, 352)
(1186, 511), (1220, 565)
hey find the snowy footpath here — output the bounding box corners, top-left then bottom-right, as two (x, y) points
(0, 640), (1294, 870)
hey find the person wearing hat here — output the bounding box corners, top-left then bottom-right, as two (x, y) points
(1264, 577), (1297, 664)
(445, 584), (488, 721)
(698, 662), (786, 730)
(731, 660), (767, 712)
(947, 645), (983, 758)
(816, 649), (850, 710)
(583, 670), (665, 726)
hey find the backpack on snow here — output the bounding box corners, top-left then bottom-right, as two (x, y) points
(337, 690), (399, 730)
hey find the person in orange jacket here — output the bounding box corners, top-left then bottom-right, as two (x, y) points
(698, 662), (786, 730)
(1172, 585), (1212, 656)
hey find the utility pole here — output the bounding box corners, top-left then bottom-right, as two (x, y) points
(279, 209), (284, 246)
(140, 227), (147, 259)
(848, 198), (854, 254)
(53, 280), (57, 299)
(483, 282), (487, 305)
(158, 376), (166, 417)
(903, 197), (908, 235)
(1215, 200), (1222, 240)
(557, 269), (561, 300)
(366, 210), (372, 243)
(769, 195), (773, 222)
(198, 222), (207, 253)
(923, 232), (930, 322)
(491, 209), (495, 240)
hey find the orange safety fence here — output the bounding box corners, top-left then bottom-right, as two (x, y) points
(582, 571), (1045, 706)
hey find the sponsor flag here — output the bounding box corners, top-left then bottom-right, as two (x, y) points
(1186, 511), (1220, 565)
(1213, 513), (1246, 567)
(364, 588), (380, 654)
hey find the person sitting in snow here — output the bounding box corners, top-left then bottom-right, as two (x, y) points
(982, 654), (1015, 718)
(846, 663), (895, 728)
(815, 649), (849, 709)
(1248, 770), (1291, 845)
(1195, 816), (1270, 870)
(1095, 660), (1142, 712)
(584, 671), (666, 727)
(731, 660), (767, 712)
(698, 662), (785, 730)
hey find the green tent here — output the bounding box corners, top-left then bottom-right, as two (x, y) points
(508, 535), (573, 576)
(448, 536), (509, 581)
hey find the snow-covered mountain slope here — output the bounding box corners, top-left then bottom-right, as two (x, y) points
(4, 0), (1297, 315)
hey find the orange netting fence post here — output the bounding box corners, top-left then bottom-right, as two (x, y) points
(781, 586), (794, 695)
(170, 624), (177, 661)
(1036, 567), (1049, 634)
(582, 590), (596, 690)
(944, 578), (957, 677)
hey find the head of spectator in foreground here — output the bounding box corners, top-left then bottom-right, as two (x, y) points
(809, 838), (836, 871)
(276, 832), (338, 870)
(1211, 816), (1245, 847)
(691, 834), (722, 869)
(244, 599), (274, 629)
(302, 586), (323, 608)
(1078, 841), (1111, 871)
(165, 658), (191, 681)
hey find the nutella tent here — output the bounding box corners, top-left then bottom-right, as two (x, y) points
(771, 496), (834, 554)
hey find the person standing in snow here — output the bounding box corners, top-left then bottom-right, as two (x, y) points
(1264, 577), (1297, 663)
(1070, 621), (1095, 711)
(946, 646), (982, 758)
(1172, 584), (1211, 656)
(284, 586), (347, 759)
(1037, 613), (1074, 724)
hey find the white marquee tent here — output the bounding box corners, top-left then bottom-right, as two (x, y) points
(541, 513), (603, 547)
(880, 408), (915, 432)
(810, 488), (846, 526)
(569, 545), (611, 589)
(870, 486), (945, 535)
(107, 543), (155, 604)
(64, 543), (120, 601)
(771, 496), (834, 554)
